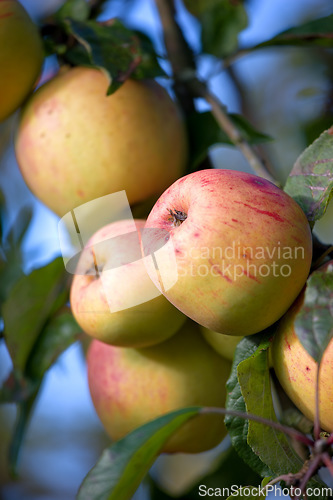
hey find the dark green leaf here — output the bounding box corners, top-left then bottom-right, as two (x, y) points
(8, 385), (40, 477)
(26, 311), (81, 379)
(64, 19), (164, 94)
(54, 0), (90, 23)
(183, 0), (220, 17)
(226, 477), (271, 500)
(200, 0), (248, 58)
(77, 408), (200, 500)
(0, 205), (32, 308)
(0, 371), (38, 404)
(284, 127), (333, 222)
(225, 334), (272, 478)
(2, 257), (69, 372)
(187, 111), (271, 169)
(0, 251), (24, 309)
(237, 337), (303, 475)
(294, 260), (333, 362)
(4, 206), (33, 248)
(254, 14), (333, 50)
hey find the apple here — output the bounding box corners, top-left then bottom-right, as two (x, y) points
(87, 320), (231, 453)
(142, 169), (312, 336)
(70, 219), (186, 347)
(200, 326), (242, 361)
(271, 261), (333, 432)
(0, 0), (43, 122)
(15, 67), (188, 217)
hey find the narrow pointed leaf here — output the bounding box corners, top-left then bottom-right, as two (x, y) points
(2, 257), (69, 372)
(254, 14), (333, 50)
(77, 408), (200, 500)
(284, 127), (333, 222)
(294, 260), (333, 362)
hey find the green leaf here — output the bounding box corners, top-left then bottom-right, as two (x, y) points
(237, 337), (303, 476)
(2, 257), (69, 372)
(77, 408), (200, 500)
(64, 19), (164, 94)
(226, 476), (271, 500)
(54, 0), (90, 23)
(294, 260), (333, 363)
(26, 311), (81, 380)
(284, 127), (333, 222)
(225, 334), (273, 478)
(254, 14), (333, 50)
(4, 205), (33, 248)
(0, 205), (32, 308)
(8, 385), (41, 477)
(0, 371), (38, 404)
(187, 111), (271, 169)
(200, 0), (248, 58)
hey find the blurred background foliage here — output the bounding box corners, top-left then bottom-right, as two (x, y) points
(0, 0), (333, 499)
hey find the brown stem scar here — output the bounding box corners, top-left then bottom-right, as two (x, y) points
(167, 208), (187, 227)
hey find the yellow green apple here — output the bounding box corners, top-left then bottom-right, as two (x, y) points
(272, 263), (333, 432)
(70, 219), (186, 347)
(86, 321), (231, 453)
(0, 0), (43, 122)
(143, 169), (312, 336)
(15, 67), (188, 216)
(200, 326), (242, 361)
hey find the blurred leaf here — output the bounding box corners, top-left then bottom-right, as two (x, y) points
(225, 334), (273, 478)
(294, 261), (333, 363)
(8, 386), (40, 477)
(0, 205), (33, 308)
(77, 408), (200, 500)
(200, 0), (248, 58)
(54, 0), (90, 23)
(26, 311), (81, 379)
(254, 14), (333, 50)
(183, 0), (221, 17)
(284, 127), (333, 222)
(2, 257), (69, 372)
(64, 18), (164, 94)
(4, 206), (33, 248)
(187, 111), (271, 169)
(0, 371), (38, 404)
(237, 337), (303, 475)
(0, 250), (24, 309)
(226, 477), (271, 500)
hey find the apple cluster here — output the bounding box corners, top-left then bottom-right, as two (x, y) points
(6, 1), (327, 454)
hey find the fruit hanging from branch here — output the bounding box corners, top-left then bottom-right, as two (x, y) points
(70, 218), (186, 348)
(142, 168), (313, 336)
(87, 320), (231, 454)
(272, 260), (333, 433)
(15, 67), (188, 217)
